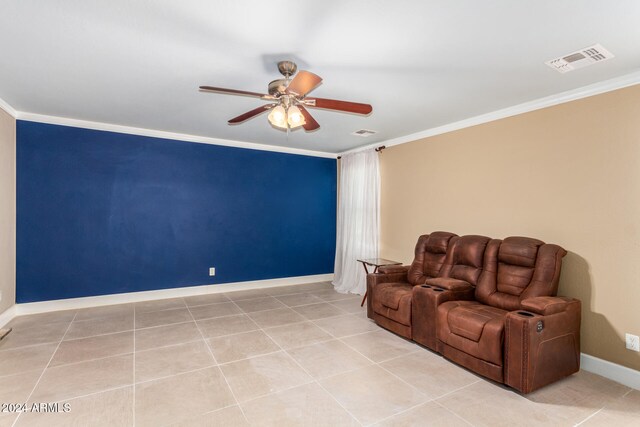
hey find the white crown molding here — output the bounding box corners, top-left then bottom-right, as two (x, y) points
(13, 273), (334, 315)
(581, 353), (640, 391)
(0, 96), (18, 118)
(16, 112), (338, 159)
(341, 70), (640, 156)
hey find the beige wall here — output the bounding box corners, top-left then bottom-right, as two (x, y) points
(0, 107), (16, 315)
(380, 84), (640, 371)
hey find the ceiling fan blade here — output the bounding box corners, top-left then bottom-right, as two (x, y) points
(298, 105), (320, 131)
(200, 86), (269, 99)
(228, 104), (276, 124)
(306, 97), (373, 115)
(285, 71), (322, 97)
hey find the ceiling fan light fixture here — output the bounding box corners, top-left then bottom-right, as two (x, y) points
(268, 105), (287, 129)
(200, 60), (372, 133)
(287, 105), (306, 128)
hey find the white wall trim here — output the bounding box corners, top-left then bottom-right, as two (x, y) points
(581, 353), (640, 391)
(16, 112), (337, 159)
(341, 70), (640, 156)
(12, 273), (333, 315)
(0, 305), (16, 329)
(0, 96), (18, 118)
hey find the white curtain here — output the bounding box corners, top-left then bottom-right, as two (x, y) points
(333, 149), (380, 295)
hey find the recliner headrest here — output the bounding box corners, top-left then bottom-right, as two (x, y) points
(453, 235), (491, 267)
(425, 231), (457, 254)
(499, 236), (544, 267)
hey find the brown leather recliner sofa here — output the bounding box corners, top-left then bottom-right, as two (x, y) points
(367, 232), (579, 394)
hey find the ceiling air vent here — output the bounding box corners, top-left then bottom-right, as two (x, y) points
(545, 44), (614, 73)
(352, 129), (377, 137)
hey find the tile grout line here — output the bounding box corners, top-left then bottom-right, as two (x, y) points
(252, 311), (365, 426)
(364, 400), (434, 427)
(571, 387), (629, 427)
(621, 388), (634, 398)
(131, 364), (218, 388)
(15, 383), (133, 407)
(0, 339), (67, 355)
(431, 379), (482, 401)
(574, 407), (605, 426)
(164, 402), (242, 423)
(432, 400), (476, 426)
(42, 350), (135, 370)
(185, 298), (252, 426)
(308, 320), (380, 340)
(11, 312), (78, 427)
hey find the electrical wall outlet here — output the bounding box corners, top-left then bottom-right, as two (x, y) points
(209, 267), (216, 276)
(626, 333), (640, 352)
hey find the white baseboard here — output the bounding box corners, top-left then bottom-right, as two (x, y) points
(581, 353), (640, 391)
(10, 273), (333, 317)
(0, 305), (16, 329)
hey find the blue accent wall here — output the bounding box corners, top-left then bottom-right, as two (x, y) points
(16, 121), (336, 303)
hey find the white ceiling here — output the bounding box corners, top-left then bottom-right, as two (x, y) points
(1, 0), (639, 154)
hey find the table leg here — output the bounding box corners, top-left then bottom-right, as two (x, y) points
(360, 264), (375, 307)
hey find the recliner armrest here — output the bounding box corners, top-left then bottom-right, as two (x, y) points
(378, 265), (410, 274)
(366, 271), (408, 319)
(425, 277), (473, 291)
(505, 298), (581, 393)
(521, 296), (579, 316)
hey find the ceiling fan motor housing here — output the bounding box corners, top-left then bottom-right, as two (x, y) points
(277, 60), (297, 78)
(268, 79), (289, 96)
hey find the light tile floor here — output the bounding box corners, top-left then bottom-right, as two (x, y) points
(0, 281), (638, 426)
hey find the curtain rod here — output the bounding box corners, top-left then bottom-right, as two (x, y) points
(337, 145), (385, 160)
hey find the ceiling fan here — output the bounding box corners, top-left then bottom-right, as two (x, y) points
(199, 61), (373, 132)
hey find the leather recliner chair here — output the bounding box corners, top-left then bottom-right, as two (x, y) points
(415, 236), (575, 393)
(366, 231), (457, 339)
(412, 235), (492, 350)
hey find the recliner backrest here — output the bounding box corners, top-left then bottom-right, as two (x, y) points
(407, 231), (458, 285)
(475, 236), (568, 311)
(438, 235), (491, 286)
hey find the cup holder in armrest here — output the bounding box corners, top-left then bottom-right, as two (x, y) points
(516, 311), (534, 317)
(420, 285), (432, 288)
(432, 288), (444, 292)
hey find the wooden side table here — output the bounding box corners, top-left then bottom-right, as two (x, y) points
(357, 258), (402, 307)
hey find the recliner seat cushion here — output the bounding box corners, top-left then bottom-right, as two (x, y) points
(438, 300), (508, 366)
(373, 282), (413, 326)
